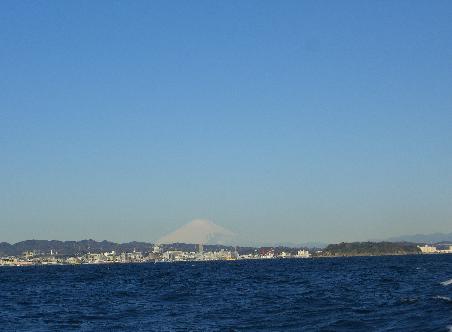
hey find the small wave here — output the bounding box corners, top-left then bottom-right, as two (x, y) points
(399, 297), (418, 304)
(433, 296), (451, 302)
(441, 279), (452, 286)
(447, 325), (452, 332)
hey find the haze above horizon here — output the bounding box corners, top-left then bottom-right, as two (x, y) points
(1, 1), (451, 244)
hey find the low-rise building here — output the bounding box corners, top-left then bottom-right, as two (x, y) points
(418, 245), (437, 253)
(163, 250), (184, 261)
(296, 250), (311, 258)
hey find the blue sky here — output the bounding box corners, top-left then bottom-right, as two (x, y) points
(1, 1), (451, 244)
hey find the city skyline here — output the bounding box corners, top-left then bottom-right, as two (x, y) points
(1, 1), (452, 244)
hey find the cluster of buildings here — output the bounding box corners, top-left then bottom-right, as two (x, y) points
(155, 245), (311, 262)
(0, 250), (154, 266)
(248, 248), (311, 259)
(418, 244), (452, 254)
(0, 245), (311, 266)
(4, 244), (452, 266)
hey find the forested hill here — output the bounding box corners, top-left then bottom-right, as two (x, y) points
(322, 242), (421, 256)
(0, 240), (153, 257)
(0, 240), (247, 257)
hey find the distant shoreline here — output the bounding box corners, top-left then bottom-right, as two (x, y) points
(1, 240), (451, 267)
(2, 252), (452, 268)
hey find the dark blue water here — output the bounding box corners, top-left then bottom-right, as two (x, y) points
(0, 255), (451, 331)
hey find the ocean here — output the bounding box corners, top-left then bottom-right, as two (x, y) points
(0, 255), (451, 331)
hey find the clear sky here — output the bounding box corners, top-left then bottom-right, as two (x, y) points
(1, 1), (451, 244)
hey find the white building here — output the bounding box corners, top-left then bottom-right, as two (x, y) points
(153, 245), (161, 254)
(418, 245), (437, 253)
(163, 251), (184, 261)
(296, 250), (311, 258)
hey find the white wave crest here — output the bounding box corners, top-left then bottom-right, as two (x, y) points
(440, 279), (452, 286)
(433, 295), (451, 302)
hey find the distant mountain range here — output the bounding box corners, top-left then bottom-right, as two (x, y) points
(386, 232), (452, 244)
(0, 240), (153, 257)
(0, 240), (299, 257)
(2, 231), (451, 257)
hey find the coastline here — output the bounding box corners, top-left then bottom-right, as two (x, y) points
(2, 251), (451, 267)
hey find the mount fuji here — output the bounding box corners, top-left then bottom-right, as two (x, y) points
(156, 219), (236, 245)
